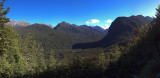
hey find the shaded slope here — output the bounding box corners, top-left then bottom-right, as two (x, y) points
(73, 15), (153, 49)
(106, 13), (160, 78)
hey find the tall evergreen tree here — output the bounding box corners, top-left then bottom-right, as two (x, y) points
(156, 5), (160, 20)
(0, 0), (10, 55)
(0, 0), (22, 77)
(0, 0), (10, 28)
(18, 33), (47, 75)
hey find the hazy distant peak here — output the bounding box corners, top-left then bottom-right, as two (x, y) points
(132, 15), (144, 17)
(55, 21), (78, 29)
(35, 23), (54, 28)
(6, 20), (31, 27)
(43, 24), (53, 28)
(58, 21), (70, 26)
(61, 21), (68, 23)
(92, 26), (105, 30)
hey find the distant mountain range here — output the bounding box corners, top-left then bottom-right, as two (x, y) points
(9, 15), (153, 51)
(13, 21), (107, 53)
(7, 20), (105, 30)
(72, 15), (154, 49)
(54, 21), (107, 34)
(6, 20), (31, 27)
(6, 20), (54, 28)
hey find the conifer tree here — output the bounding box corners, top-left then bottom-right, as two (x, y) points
(0, 0), (10, 28)
(153, 5), (160, 40)
(47, 50), (56, 71)
(0, 0), (22, 77)
(18, 33), (47, 74)
(0, 0), (10, 55)
(156, 5), (160, 20)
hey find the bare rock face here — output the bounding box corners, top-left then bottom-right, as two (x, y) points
(6, 20), (31, 27)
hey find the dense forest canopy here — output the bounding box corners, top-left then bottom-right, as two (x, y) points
(0, 0), (160, 78)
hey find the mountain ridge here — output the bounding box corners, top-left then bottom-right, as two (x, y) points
(8, 20), (105, 30)
(6, 20), (31, 27)
(14, 21), (107, 53)
(72, 15), (154, 49)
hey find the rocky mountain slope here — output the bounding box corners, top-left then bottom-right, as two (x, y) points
(73, 15), (153, 49)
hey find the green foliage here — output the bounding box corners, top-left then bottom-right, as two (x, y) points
(46, 50), (57, 71)
(105, 5), (160, 78)
(18, 33), (47, 75)
(0, 25), (23, 77)
(0, 1), (23, 77)
(96, 52), (109, 71)
(0, 0), (10, 26)
(1, 0), (160, 78)
(14, 23), (106, 52)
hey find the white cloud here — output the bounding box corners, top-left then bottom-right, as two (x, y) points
(86, 19), (100, 24)
(105, 19), (113, 23)
(102, 24), (110, 29)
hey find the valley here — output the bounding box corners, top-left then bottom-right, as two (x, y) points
(0, 0), (160, 78)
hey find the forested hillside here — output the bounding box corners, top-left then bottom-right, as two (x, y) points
(0, 0), (160, 78)
(106, 6), (160, 78)
(73, 15), (153, 49)
(14, 21), (107, 53)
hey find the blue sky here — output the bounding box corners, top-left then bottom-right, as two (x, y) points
(4, 0), (160, 29)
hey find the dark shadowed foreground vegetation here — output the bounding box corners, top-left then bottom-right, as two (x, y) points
(0, 0), (160, 78)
